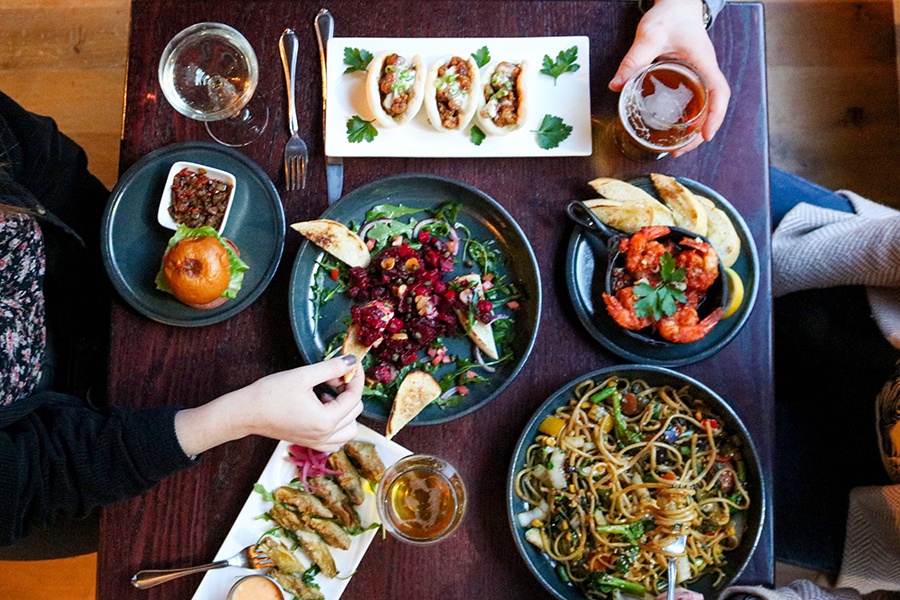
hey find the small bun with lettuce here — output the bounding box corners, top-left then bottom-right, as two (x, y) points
(155, 225), (249, 309)
(365, 52), (426, 128)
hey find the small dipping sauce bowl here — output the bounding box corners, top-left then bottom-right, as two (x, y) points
(226, 574), (283, 600)
(376, 454), (467, 545)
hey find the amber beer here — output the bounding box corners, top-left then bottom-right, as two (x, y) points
(614, 58), (709, 161)
(376, 454), (466, 544)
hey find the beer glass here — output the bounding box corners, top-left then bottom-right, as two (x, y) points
(613, 58), (709, 161)
(376, 454), (467, 545)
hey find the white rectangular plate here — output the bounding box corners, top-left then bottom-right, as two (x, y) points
(190, 425), (412, 600)
(325, 36), (592, 158)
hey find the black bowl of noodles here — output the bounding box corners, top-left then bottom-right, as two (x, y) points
(506, 366), (764, 600)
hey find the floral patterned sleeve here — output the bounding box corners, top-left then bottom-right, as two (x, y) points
(0, 211), (46, 406)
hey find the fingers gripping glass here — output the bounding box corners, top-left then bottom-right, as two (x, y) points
(159, 22), (269, 147)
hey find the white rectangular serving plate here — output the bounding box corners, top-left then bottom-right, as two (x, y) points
(325, 36), (592, 158)
(190, 425), (412, 600)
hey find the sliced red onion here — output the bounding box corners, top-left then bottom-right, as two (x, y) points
(324, 345), (342, 359)
(440, 387), (458, 400)
(447, 224), (460, 255)
(358, 218), (393, 240)
(474, 346), (496, 373)
(412, 218), (438, 237)
(489, 313), (512, 324)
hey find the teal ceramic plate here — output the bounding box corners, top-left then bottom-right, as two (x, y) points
(100, 142), (285, 327)
(507, 365), (765, 600)
(566, 177), (759, 366)
(289, 174), (541, 425)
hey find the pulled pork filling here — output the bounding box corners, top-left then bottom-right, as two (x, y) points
(480, 61), (522, 128)
(379, 54), (416, 117)
(434, 56), (471, 129)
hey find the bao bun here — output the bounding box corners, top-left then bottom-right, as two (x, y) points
(424, 55), (481, 132)
(475, 60), (527, 136)
(365, 52), (426, 128)
(163, 235), (239, 309)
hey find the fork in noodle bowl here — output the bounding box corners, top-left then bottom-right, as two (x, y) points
(514, 376), (751, 598)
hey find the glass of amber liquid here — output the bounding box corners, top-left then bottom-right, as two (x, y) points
(376, 454), (467, 545)
(613, 58), (709, 161)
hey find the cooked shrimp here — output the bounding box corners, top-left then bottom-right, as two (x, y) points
(602, 288), (652, 331)
(657, 306), (723, 343)
(676, 237), (719, 293)
(622, 226), (671, 282)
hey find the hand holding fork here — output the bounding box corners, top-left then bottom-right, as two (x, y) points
(279, 28), (308, 191)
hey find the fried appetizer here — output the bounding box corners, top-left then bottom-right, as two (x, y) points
(291, 220), (371, 268)
(302, 516), (352, 550)
(258, 536), (308, 574)
(343, 440), (386, 482)
(424, 55), (481, 132)
(386, 371), (442, 440)
(270, 569), (324, 600)
(366, 52), (426, 128)
(293, 528), (338, 578)
(273, 486), (333, 519)
(308, 476), (360, 528)
(327, 449), (366, 505)
(475, 60), (527, 136)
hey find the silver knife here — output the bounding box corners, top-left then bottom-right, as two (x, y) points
(314, 8), (343, 204)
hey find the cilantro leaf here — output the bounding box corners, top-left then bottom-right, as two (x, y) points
(533, 114), (573, 149)
(470, 125), (486, 146)
(343, 47), (373, 74)
(540, 46), (580, 85)
(631, 252), (688, 320)
(346, 116), (378, 143)
(471, 46), (491, 68)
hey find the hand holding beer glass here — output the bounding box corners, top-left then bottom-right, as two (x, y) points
(613, 58), (709, 161)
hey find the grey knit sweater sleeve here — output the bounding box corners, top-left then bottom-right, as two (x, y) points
(718, 580), (863, 600)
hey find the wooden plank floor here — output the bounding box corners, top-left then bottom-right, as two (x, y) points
(0, 0), (896, 203)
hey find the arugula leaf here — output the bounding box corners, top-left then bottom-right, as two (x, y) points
(366, 204), (425, 220)
(470, 125), (486, 146)
(434, 201), (461, 224)
(540, 45), (580, 84)
(533, 114), (573, 150)
(253, 483), (274, 503)
(632, 252), (688, 320)
(365, 220), (414, 247)
(471, 46), (491, 68)
(343, 47), (373, 74)
(346, 116), (378, 143)
(302, 565), (321, 588)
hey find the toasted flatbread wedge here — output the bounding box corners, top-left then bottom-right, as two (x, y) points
(343, 440), (386, 482)
(340, 302), (394, 383)
(386, 371), (441, 439)
(452, 274), (499, 360)
(695, 195), (741, 267)
(650, 173), (708, 236)
(583, 198), (654, 234)
(588, 177), (675, 227)
(291, 220), (371, 268)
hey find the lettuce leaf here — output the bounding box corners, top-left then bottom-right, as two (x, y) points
(155, 225), (250, 299)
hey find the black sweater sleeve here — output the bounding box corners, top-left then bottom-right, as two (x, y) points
(0, 392), (197, 546)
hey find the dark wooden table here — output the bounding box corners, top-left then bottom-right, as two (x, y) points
(99, 2), (772, 598)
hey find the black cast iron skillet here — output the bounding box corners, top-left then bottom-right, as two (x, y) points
(565, 200), (727, 346)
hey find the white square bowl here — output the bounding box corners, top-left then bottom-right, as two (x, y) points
(157, 161), (237, 235)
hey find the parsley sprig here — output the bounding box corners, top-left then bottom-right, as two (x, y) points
(471, 46), (491, 68)
(346, 115), (378, 143)
(533, 114), (573, 149)
(343, 47), (373, 74)
(540, 46), (580, 85)
(632, 252), (688, 320)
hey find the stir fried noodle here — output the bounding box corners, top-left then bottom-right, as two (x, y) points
(514, 376), (751, 598)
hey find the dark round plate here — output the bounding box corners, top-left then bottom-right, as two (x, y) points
(288, 174), (541, 425)
(566, 177), (759, 366)
(507, 365), (765, 600)
(100, 142), (285, 327)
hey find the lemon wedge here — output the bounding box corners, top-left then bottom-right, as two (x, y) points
(723, 267), (744, 318)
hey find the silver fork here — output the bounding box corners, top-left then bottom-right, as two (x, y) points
(663, 534), (688, 600)
(279, 28), (308, 190)
(130, 544), (274, 589)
